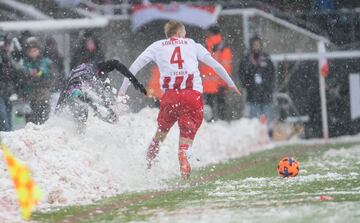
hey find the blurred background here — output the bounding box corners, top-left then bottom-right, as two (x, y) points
(1, 0), (360, 140)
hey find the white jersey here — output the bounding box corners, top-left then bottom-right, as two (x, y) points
(120, 37), (236, 94)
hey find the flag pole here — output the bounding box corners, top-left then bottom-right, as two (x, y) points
(318, 41), (329, 141)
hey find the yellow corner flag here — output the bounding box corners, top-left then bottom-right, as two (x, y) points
(1, 144), (43, 220)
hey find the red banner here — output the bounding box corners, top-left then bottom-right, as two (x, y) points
(131, 3), (221, 31)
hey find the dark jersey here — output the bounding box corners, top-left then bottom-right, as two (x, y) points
(56, 59), (146, 111)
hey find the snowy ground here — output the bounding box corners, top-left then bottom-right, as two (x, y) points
(143, 202), (360, 223)
(131, 145), (360, 223)
(0, 107), (267, 222)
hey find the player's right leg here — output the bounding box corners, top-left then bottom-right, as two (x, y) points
(178, 140), (193, 180)
(177, 90), (204, 180)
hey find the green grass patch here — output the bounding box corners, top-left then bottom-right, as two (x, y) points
(33, 141), (360, 223)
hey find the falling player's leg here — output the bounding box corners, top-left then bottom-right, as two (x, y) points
(65, 88), (89, 134)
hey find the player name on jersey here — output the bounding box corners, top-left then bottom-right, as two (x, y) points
(162, 39), (188, 46)
(169, 70), (188, 76)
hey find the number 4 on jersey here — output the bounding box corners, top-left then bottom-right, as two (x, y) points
(170, 46), (184, 69)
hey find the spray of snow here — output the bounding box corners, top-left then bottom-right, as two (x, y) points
(0, 107), (267, 222)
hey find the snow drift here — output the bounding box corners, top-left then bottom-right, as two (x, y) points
(0, 107), (266, 222)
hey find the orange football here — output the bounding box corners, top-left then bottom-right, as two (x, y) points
(277, 157), (299, 177)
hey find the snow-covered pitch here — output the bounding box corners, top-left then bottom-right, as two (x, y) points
(0, 107), (267, 222)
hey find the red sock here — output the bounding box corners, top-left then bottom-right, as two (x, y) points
(179, 144), (191, 159)
(178, 144), (191, 179)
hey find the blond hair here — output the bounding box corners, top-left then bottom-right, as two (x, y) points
(164, 21), (185, 38)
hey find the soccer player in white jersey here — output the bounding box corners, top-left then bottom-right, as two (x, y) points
(120, 21), (240, 179)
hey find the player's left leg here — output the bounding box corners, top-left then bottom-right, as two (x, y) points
(147, 128), (169, 169)
(147, 90), (177, 169)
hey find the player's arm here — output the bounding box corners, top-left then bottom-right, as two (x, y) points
(196, 44), (241, 95)
(119, 45), (155, 95)
(97, 59), (147, 95)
